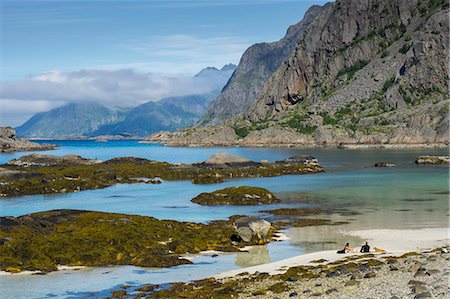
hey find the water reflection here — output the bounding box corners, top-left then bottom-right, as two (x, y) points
(235, 245), (271, 268)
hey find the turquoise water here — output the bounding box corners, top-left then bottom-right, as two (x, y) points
(0, 141), (448, 298)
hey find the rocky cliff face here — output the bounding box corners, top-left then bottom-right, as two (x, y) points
(0, 127), (54, 153)
(201, 5), (324, 125)
(158, 0), (449, 147)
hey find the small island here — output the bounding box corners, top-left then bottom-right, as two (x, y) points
(192, 186), (280, 205)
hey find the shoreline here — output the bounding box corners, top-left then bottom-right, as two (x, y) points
(216, 227), (449, 278)
(140, 141), (449, 149)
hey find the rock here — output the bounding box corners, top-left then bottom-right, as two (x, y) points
(414, 269), (429, 277)
(0, 127), (55, 153)
(289, 292), (298, 297)
(325, 288), (338, 294)
(326, 271), (338, 278)
(363, 271), (376, 278)
(191, 186), (280, 205)
(276, 155), (319, 166)
(191, 173), (224, 184)
(287, 276), (298, 282)
(408, 262), (423, 273)
(414, 292), (432, 299)
(411, 285), (429, 294)
(426, 269), (440, 275)
(415, 156), (449, 165)
(233, 216), (271, 242)
(197, 152), (260, 168)
(345, 280), (360, 287)
(389, 265), (398, 271)
(374, 162), (396, 167)
(7, 154), (102, 167)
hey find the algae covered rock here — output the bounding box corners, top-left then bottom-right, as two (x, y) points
(192, 186), (280, 205)
(7, 154), (101, 167)
(0, 209), (270, 273)
(233, 216), (271, 242)
(191, 173), (224, 184)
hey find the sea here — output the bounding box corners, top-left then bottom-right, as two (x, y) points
(0, 140), (448, 298)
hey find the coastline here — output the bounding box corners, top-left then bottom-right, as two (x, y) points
(140, 141), (449, 149)
(216, 227), (450, 279)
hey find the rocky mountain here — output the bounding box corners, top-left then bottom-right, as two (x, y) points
(16, 64), (236, 138)
(155, 0), (449, 147)
(16, 103), (125, 138)
(200, 5), (324, 125)
(92, 92), (217, 136)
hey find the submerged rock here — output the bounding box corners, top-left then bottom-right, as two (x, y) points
(192, 186), (279, 205)
(7, 154), (102, 167)
(233, 216), (271, 242)
(415, 156), (449, 165)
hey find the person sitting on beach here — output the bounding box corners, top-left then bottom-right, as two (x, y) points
(360, 242), (370, 253)
(343, 242), (357, 253)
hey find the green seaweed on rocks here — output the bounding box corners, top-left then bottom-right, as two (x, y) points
(0, 155), (324, 197)
(192, 186), (280, 205)
(0, 210), (273, 273)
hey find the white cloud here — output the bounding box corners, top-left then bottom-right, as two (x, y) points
(114, 34), (251, 74)
(0, 67), (234, 127)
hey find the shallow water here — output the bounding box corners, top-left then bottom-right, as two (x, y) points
(0, 141), (448, 298)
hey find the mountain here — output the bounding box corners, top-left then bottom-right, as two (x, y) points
(16, 102), (125, 138)
(92, 92), (218, 136)
(16, 64), (236, 138)
(200, 5), (323, 125)
(152, 0), (449, 147)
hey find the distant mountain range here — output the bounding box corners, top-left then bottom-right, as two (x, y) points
(16, 64), (236, 138)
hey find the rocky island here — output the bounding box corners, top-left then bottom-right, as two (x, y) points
(0, 127), (55, 153)
(0, 153), (324, 197)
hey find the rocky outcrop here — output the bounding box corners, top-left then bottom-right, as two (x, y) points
(201, 5), (324, 125)
(192, 186), (279, 205)
(196, 152), (259, 168)
(7, 154), (102, 167)
(158, 0), (449, 147)
(415, 156), (449, 165)
(0, 127), (55, 153)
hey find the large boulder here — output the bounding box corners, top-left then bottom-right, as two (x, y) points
(233, 216), (271, 242)
(7, 154), (102, 167)
(197, 152), (260, 169)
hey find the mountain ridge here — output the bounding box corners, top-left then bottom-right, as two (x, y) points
(148, 0), (449, 147)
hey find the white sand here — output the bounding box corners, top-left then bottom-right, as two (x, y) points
(215, 227), (449, 279)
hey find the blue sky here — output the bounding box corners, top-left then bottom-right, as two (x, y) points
(0, 0), (327, 125)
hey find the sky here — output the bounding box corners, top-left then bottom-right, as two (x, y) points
(0, 0), (327, 126)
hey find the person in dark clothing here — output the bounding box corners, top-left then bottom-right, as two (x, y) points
(360, 242), (370, 253)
